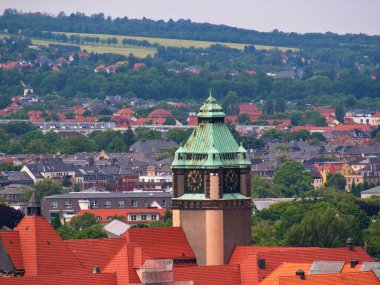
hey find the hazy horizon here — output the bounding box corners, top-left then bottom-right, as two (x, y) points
(1, 0), (380, 35)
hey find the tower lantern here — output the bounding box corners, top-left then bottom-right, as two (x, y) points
(171, 95), (252, 266)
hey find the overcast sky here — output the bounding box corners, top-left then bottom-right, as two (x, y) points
(2, 0), (380, 35)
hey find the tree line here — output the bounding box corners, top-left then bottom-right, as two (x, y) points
(2, 9), (380, 48)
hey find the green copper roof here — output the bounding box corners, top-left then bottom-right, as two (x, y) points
(197, 95), (225, 118)
(173, 193), (250, 201)
(171, 96), (251, 169)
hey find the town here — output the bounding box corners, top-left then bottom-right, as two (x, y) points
(0, 6), (380, 285)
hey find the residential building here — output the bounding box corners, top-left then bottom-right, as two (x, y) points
(42, 190), (171, 221)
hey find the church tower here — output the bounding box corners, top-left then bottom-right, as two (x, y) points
(171, 95), (252, 266)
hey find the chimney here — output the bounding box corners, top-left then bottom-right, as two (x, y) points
(92, 266), (100, 274)
(350, 259), (359, 268)
(296, 269), (305, 280)
(258, 259), (266, 269)
(346, 237), (354, 251)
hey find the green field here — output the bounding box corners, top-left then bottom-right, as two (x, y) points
(31, 39), (155, 58)
(31, 31), (299, 57)
(61, 31), (299, 52)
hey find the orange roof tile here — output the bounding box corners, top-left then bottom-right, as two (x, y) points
(0, 272), (117, 285)
(276, 271), (379, 285)
(239, 103), (262, 116)
(15, 216), (89, 276)
(65, 237), (125, 271)
(230, 246), (374, 284)
(335, 124), (373, 131)
(116, 108), (135, 115)
(125, 227), (195, 261)
(148, 108), (173, 118)
(0, 231), (24, 269)
(174, 265), (241, 285)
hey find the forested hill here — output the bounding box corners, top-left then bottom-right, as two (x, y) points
(1, 8), (380, 48)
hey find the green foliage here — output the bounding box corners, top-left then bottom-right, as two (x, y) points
(166, 128), (192, 144)
(251, 189), (376, 252)
(251, 177), (282, 198)
(363, 213), (380, 258)
(56, 212), (107, 240)
(221, 91), (240, 115)
(50, 212), (62, 229)
(22, 180), (64, 201)
(284, 207), (358, 247)
(326, 173), (346, 191)
(0, 204), (24, 229)
(155, 146), (177, 161)
(273, 160), (312, 197)
(135, 128), (162, 140)
(237, 114), (251, 125)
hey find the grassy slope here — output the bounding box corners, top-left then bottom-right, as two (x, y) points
(31, 31), (299, 57)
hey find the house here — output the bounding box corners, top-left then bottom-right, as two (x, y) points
(42, 191), (171, 221)
(361, 185), (380, 198)
(133, 63), (145, 70)
(239, 103), (262, 122)
(0, 184), (31, 202)
(76, 208), (167, 224)
(148, 108), (173, 118)
(129, 139), (179, 154)
(0, 171), (34, 186)
(0, 97), (378, 285)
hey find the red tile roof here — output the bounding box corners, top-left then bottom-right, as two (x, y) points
(15, 216), (89, 276)
(229, 246), (374, 284)
(335, 124), (373, 131)
(187, 116), (198, 126)
(239, 103), (262, 116)
(275, 271), (379, 285)
(148, 108), (173, 118)
(290, 126), (332, 132)
(116, 108), (135, 116)
(0, 231), (24, 269)
(0, 272), (117, 285)
(125, 227), (195, 261)
(65, 237), (125, 271)
(174, 265), (241, 285)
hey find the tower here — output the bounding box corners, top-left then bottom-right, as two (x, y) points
(171, 95), (252, 266)
(26, 192), (41, 216)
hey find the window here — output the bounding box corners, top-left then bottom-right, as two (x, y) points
(51, 201), (58, 209)
(132, 200), (138, 207)
(144, 200), (148, 207)
(130, 214), (137, 221)
(151, 214), (157, 220)
(107, 216), (113, 222)
(64, 201), (72, 209)
(91, 201), (98, 208)
(118, 200), (125, 208)
(105, 200), (111, 208)
(141, 214), (146, 221)
(96, 216), (102, 221)
(162, 200), (167, 207)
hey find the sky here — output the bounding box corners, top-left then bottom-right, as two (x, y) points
(1, 0), (380, 35)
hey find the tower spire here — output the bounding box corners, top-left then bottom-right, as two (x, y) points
(27, 192), (42, 216)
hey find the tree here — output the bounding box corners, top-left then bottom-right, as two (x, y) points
(363, 213), (380, 258)
(237, 114), (251, 125)
(166, 128), (192, 144)
(22, 180), (64, 201)
(123, 126), (136, 148)
(251, 177), (282, 198)
(50, 212), (62, 229)
(0, 204), (24, 229)
(56, 212), (107, 240)
(273, 160), (312, 197)
(221, 91), (239, 115)
(284, 207), (357, 247)
(264, 97), (274, 115)
(326, 173), (346, 191)
(335, 105), (345, 124)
